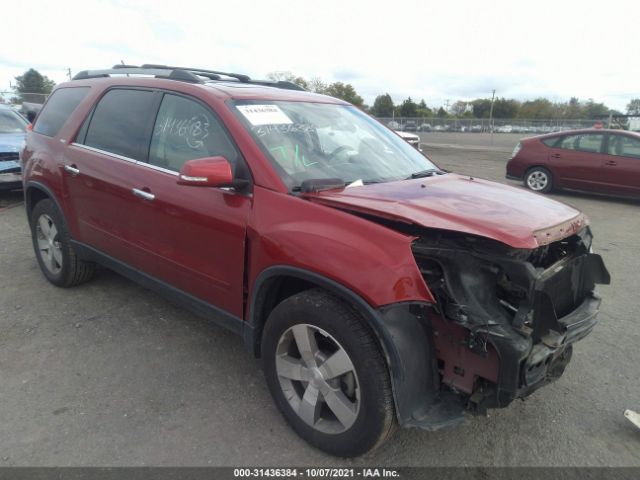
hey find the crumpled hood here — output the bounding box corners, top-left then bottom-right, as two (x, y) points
(306, 174), (587, 249)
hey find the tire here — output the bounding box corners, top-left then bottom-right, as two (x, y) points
(30, 198), (95, 287)
(261, 288), (396, 457)
(524, 166), (553, 193)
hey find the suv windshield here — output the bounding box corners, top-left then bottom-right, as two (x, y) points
(233, 101), (438, 189)
(0, 108), (28, 134)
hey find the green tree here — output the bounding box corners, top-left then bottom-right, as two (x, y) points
(418, 99), (428, 109)
(626, 98), (640, 115)
(492, 98), (520, 118)
(416, 106), (434, 118)
(399, 97), (418, 117)
(13, 68), (56, 102)
(436, 107), (448, 118)
(583, 98), (609, 118)
(324, 82), (364, 107)
(471, 98), (493, 118)
(518, 98), (554, 119)
(451, 100), (469, 117)
(563, 97), (582, 118)
(308, 77), (327, 94)
(371, 94), (394, 117)
(266, 71), (308, 89)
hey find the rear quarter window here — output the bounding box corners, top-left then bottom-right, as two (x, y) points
(33, 87), (90, 137)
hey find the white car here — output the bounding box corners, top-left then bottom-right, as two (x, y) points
(396, 130), (422, 152)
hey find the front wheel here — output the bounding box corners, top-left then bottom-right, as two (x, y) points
(524, 166), (553, 193)
(261, 289), (396, 457)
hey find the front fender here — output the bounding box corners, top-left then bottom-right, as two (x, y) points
(247, 186), (434, 308)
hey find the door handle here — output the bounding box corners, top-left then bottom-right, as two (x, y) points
(550, 153), (561, 159)
(605, 160), (617, 166)
(132, 188), (155, 201)
(63, 164), (80, 176)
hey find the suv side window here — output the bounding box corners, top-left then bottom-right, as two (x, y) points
(149, 94), (239, 172)
(33, 87), (90, 137)
(83, 89), (155, 160)
(607, 135), (640, 159)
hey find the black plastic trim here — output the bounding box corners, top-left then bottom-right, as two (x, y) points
(24, 181), (65, 219)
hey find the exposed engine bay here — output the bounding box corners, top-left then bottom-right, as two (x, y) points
(411, 227), (610, 411)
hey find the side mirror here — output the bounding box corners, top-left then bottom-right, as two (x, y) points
(177, 156), (233, 187)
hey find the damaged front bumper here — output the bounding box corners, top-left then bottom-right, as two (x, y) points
(389, 227), (612, 427)
(0, 160), (22, 190)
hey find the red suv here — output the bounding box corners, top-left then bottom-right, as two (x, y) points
(22, 65), (610, 457)
(507, 128), (640, 196)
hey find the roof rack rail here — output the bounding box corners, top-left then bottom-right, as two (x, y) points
(71, 65), (307, 91)
(73, 67), (202, 83)
(140, 64), (250, 82)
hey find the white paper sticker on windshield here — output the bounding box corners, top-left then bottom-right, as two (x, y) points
(236, 104), (293, 126)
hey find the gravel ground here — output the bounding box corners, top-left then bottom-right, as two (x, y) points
(0, 142), (638, 466)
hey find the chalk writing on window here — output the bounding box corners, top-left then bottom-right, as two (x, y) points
(154, 114), (210, 149)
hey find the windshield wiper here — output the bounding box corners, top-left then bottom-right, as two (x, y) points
(292, 178), (346, 193)
(406, 169), (443, 180)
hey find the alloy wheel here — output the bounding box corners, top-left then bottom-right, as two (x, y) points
(35, 214), (63, 274)
(275, 324), (360, 434)
(527, 170), (548, 191)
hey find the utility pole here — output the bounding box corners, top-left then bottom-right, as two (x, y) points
(488, 89), (496, 145)
(67, 68), (72, 81)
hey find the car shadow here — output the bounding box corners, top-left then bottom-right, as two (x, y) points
(0, 189), (24, 209)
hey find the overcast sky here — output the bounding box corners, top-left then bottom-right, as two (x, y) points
(1, 0), (638, 111)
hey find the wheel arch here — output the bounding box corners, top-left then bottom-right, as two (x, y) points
(25, 181), (64, 220)
(246, 265), (447, 428)
(246, 266), (402, 378)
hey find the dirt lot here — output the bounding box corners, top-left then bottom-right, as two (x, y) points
(1, 139), (639, 466)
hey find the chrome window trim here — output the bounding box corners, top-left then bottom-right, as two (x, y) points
(69, 143), (179, 176)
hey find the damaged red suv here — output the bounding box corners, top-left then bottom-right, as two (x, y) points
(22, 65), (610, 457)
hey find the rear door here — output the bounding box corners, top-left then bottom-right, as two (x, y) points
(64, 88), (158, 264)
(602, 133), (640, 196)
(547, 133), (607, 191)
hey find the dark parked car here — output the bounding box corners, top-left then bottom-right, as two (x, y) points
(0, 104), (29, 189)
(403, 120), (417, 132)
(507, 129), (640, 197)
(20, 102), (43, 122)
(22, 65), (609, 456)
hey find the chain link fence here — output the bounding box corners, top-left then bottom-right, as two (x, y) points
(0, 91), (49, 104)
(376, 117), (605, 134)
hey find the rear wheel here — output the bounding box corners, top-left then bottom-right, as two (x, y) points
(525, 166), (553, 193)
(30, 199), (95, 287)
(261, 289), (396, 457)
